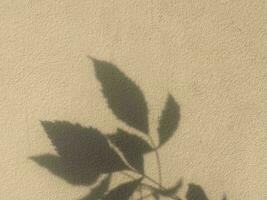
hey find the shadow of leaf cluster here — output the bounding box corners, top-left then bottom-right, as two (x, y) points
(31, 58), (227, 200)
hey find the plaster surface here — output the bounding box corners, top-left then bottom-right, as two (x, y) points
(0, 1), (265, 199)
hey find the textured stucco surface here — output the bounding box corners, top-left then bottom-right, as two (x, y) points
(0, 1), (265, 199)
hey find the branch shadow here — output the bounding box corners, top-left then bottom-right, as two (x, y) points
(30, 58), (224, 200)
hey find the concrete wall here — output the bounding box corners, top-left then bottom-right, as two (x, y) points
(0, 0), (265, 199)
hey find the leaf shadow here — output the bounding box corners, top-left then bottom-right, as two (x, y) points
(91, 57), (149, 134)
(158, 94), (180, 147)
(31, 154), (99, 186)
(31, 121), (128, 186)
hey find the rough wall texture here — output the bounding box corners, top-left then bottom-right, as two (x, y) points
(0, 0), (265, 199)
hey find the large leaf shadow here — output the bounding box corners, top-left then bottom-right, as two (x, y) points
(31, 121), (128, 186)
(91, 57), (149, 134)
(31, 154), (98, 185)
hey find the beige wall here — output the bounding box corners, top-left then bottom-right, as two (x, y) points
(0, 0), (265, 199)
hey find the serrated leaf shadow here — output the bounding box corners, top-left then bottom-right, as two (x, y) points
(31, 121), (128, 186)
(91, 57), (149, 134)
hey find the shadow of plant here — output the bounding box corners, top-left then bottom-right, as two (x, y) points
(31, 58), (227, 200)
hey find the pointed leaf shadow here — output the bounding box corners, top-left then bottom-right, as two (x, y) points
(158, 94), (180, 147)
(186, 183), (209, 200)
(108, 129), (153, 173)
(102, 178), (142, 200)
(31, 121), (129, 185)
(91, 57), (149, 134)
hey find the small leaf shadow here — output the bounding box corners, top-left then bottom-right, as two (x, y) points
(158, 94), (180, 147)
